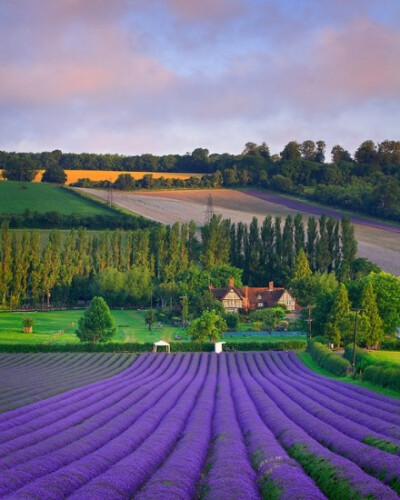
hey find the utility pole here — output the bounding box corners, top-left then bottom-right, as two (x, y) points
(351, 308), (364, 376)
(306, 305), (313, 339)
(205, 194), (214, 224)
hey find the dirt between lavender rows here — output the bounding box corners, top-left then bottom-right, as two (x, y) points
(78, 188), (400, 276)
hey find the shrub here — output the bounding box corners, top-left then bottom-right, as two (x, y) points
(381, 339), (400, 351)
(22, 317), (34, 333)
(224, 313), (239, 330)
(344, 344), (400, 391)
(307, 340), (351, 376)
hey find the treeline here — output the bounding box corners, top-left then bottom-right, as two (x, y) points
(2, 139), (400, 220)
(205, 214), (359, 286)
(0, 210), (156, 230)
(0, 213), (359, 311)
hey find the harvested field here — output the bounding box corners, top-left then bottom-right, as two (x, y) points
(0, 170), (201, 185)
(0, 353), (136, 412)
(79, 188), (400, 275)
(0, 352), (399, 498)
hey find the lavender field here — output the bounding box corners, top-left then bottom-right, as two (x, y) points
(0, 353), (136, 413)
(0, 352), (399, 499)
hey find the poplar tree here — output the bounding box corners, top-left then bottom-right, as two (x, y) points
(260, 216), (274, 282)
(28, 231), (42, 305)
(325, 283), (351, 347)
(316, 215), (330, 271)
(292, 248), (312, 281)
(248, 217), (261, 285)
(282, 215), (295, 279)
(0, 222), (12, 307)
(341, 216), (357, 262)
(294, 214), (305, 254)
(360, 282), (384, 347)
(306, 217), (318, 271)
(41, 230), (61, 307)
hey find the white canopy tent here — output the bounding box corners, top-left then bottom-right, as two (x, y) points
(153, 340), (171, 353)
(214, 341), (226, 354)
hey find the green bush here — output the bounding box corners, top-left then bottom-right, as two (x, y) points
(224, 340), (306, 351)
(381, 339), (400, 351)
(307, 340), (351, 376)
(344, 344), (400, 391)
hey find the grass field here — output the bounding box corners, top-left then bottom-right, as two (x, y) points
(0, 170), (202, 185)
(0, 181), (114, 215)
(0, 309), (303, 345)
(298, 351), (400, 399)
(0, 309), (187, 344)
(368, 350), (400, 365)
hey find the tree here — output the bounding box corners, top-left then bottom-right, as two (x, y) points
(76, 296), (116, 343)
(341, 217), (357, 263)
(360, 282), (384, 347)
(2, 156), (40, 182)
(145, 309), (156, 330)
(367, 272), (400, 335)
(188, 310), (227, 342)
(325, 283), (351, 347)
(41, 165), (67, 184)
(114, 174), (135, 191)
(292, 248), (312, 281)
(331, 145), (352, 164)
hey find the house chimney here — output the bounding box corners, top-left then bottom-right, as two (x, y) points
(268, 281), (274, 291)
(229, 277), (234, 288)
(244, 286), (249, 298)
(209, 283), (214, 290)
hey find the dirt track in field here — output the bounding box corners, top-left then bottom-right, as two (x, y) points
(78, 188), (400, 275)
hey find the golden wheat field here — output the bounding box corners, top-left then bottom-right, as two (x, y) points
(0, 170), (201, 184)
(79, 188), (400, 275)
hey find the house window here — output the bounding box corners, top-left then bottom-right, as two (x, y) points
(258, 302), (264, 308)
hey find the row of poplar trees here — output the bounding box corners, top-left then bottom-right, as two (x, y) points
(0, 213), (357, 309)
(201, 214), (357, 286)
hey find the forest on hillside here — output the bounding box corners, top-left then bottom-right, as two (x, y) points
(1, 140), (400, 221)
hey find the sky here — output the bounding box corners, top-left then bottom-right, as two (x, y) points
(0, 0), (399, 158)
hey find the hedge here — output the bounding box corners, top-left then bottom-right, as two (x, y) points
(0, 339), (306, 354)
(380, 339), (400, 351)
(344, 344), (400, 391)
(307, 340), (351, 376)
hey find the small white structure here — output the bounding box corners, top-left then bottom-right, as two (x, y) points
(214, 341), (226, 354)
(153, 340), (170, 353)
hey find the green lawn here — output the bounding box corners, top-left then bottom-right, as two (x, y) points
(0, 309), (186, 345)
(298, 351), (400, 399)
(367, 350), (400, 365)
(0, 181), (114, 215)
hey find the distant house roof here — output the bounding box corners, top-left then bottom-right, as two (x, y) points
(210, 286), (244, 301)
(210, 278), (297, 311)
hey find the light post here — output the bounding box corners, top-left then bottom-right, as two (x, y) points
(351, 308), (364, 376)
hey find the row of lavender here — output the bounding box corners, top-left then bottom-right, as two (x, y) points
(0, 352), (136, 413)
(0, 352), (399, 499)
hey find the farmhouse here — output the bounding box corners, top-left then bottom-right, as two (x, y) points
(209, 278), (298, 313)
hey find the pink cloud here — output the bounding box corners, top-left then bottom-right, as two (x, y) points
(167, 0), (243, 21)
(285, 18), (400, 104)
